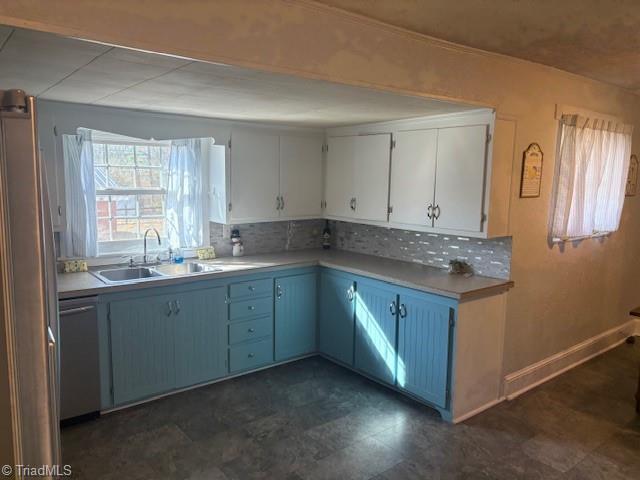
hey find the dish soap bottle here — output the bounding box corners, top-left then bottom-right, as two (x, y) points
(322, 220), (331, 250)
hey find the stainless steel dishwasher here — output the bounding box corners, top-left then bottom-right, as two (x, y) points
(59, 297), (100, 421)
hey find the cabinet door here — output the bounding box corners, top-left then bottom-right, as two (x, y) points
(389, 129), (437, 227)
(275, 273), (317, 361)
(325, 136), (355, 218)
(174, 286), (228, 388)
(110, 294), (176, 405)
(353, 134), (392, 222)
(433, 125), (488, 232)
(280, 135), (323, 219)
(397, 292), (452, 408)
(318, 271), (355, 365)
(354, 279), (398, 385)
(230, 129), (280, 222)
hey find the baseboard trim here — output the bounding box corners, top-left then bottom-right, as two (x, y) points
(452, 397), (504, 424)
(504, 318), (638, 400)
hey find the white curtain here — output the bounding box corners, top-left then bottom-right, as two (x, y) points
(551, 115), (633, 240)
(63, 128), (97, 257)
(166, 138), (204, 249)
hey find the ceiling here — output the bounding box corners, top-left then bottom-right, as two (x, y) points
(0, 27), (475, 127)
(318, 0), (640, 94)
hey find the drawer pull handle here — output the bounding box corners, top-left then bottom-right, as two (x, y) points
(248, 286), (255, 291)
(248, 353), (255, 358)
(248, 328), (255, 333)
(248, 305), (255, 311)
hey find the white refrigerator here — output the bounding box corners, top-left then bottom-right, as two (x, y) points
(0, 90), (61, 471)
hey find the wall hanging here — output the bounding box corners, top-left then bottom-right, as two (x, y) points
(626, 154), (638, 196)
(520, 143), (544, 198)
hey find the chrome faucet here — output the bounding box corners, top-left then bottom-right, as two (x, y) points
(143, 228), (161, 264)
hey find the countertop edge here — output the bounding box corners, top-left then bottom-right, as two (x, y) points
(58, 253), (514, 301)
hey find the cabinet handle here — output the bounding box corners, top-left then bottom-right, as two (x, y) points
(434, 205), (441, 220)
(57, 205), (62, 216)
(173, 300), (181, 315)
(276, 285), (283, 299)
(427, 204), (433, 220)
(281, 196), (285, 211)
(165, 302), (173, 316)
(349, 197), (356, 211)
(346, 286), (354, 302)
(389, 301), (397, 316)
(248, 353), (255, 358)
(248, 286), (255, 292)
(248, 328), (255, 333)
(399, 303), (407, 318)
(248, 305), (255, 311)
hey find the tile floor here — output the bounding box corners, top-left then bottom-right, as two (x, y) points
(62, 341), (640, 479)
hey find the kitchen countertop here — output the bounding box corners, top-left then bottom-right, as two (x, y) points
(57, 249), (514, 301)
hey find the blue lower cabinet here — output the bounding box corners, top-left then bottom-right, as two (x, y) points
(318, 270), (355, 365)
(174, 287), (228, 389)
(229, 338), (273, 373)
(354, 279), (398, 385)
(274, 273), (317, 361)
(397, 290), (453, 408)
(110, 293), (177, 405)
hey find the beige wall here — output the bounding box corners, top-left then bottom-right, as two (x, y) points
(2, 0), (639, 373)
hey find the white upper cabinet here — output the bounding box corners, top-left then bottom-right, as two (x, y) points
(225, 128), (324, 224)
(389, 129), (437, 227)
(432, 125), (487, 232)
(230, 129), (280, 222)
(353, 134), (392, 222)
(325, 136), (355, 218)
(279, 135), (323, 219)
(325, 133), (391, 223)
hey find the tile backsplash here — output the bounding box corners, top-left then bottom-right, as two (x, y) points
(210, 219), (512, 279)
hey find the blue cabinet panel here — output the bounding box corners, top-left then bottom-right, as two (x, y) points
(318, 270), (355, 365)
(174, 286), (228, 389)
(229, 338), (273, 373)
(229, 316), (273, 345)
(354, 279), (398, 385)
(110, 294), (176, 405)
(275, 273), (317, 361)
(397, 290), (452, 408)
(229, 296), (272, 321)
(229, 278), (273, 300)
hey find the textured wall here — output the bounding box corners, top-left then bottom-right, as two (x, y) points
(210, 220), (511, 279)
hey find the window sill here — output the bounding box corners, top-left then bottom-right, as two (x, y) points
(551, 231), (612, 243)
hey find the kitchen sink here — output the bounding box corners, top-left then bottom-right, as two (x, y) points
(92, 266), (165, 284)
(91, 262), (224, 284)
(153, 263), (223, 276)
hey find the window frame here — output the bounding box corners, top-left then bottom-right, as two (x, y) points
(93, 138), (171, 254)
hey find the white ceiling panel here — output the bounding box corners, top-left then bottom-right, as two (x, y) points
(0, 27), (478, 126)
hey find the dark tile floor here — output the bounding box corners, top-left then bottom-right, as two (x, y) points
(62, 341), (640, 479)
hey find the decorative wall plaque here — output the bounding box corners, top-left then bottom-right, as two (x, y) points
(626, 154), (638, 196)
(520, 143), (544, 198)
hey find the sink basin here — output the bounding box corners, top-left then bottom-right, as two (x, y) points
(153, 263), (223, 276)
(92, 266), (165, 284)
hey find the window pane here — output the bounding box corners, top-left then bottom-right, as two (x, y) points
(149, 146), (164, 167)
(107, 144), (135, 166)
(138, 194), (164, 216)
(135, 145), (151, 166)
(109, 167), (135, 188)
(136, 168), (162, 188)
(111, 195), (137, 217)
(97, 218), (111, 242)
(95, 195), (110, 218)
(93, 144), (106, 165)
(161, 147), (171, 167)
(112, 218), (138, 240)
(94, 166), (109, 189)
(139, 218), (166, 237)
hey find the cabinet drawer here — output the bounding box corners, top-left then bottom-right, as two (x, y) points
(229, 338), (273, 373)
(229, 279), (273, 299)
(230, 296), (272, 321)
(229, 316), (273, 345)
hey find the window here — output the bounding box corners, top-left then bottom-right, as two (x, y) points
(550, 114), (633, 241)
(93, 138), (172, 254)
